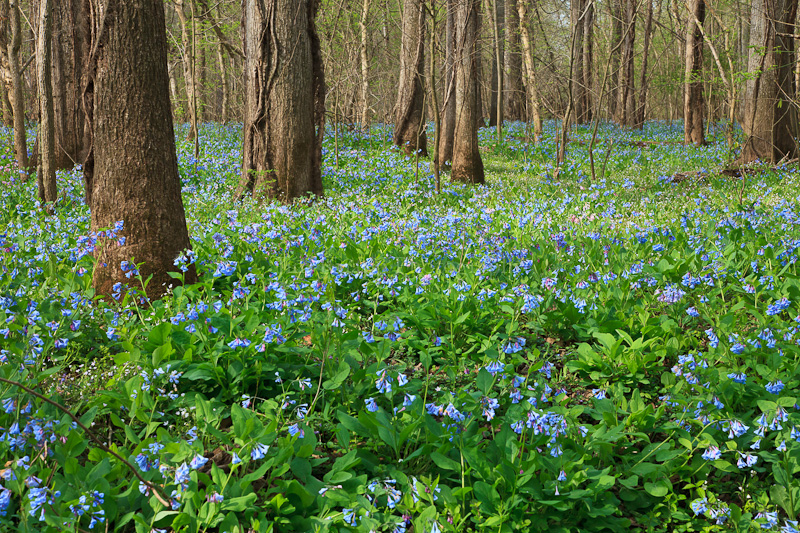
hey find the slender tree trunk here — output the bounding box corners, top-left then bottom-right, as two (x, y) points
(394, 0), (427, 155)
(439, 0), (456, 166)
(503, 0), (523, 120)
(615, 0), (636, 125)
(582, 0), (594, 122)
(217, 44), (228, 123)
(634, 0), (654, 129)
(571, 0), (586, 124)
(86, 0), (196, 300)
(7, 0), (27, 173)
(37, 0), (57, 209)
(608, 0), (622, 119)
(0, 82), (9, 126)
(360, 0), (370, 131)
(0, 0), (14, 127)
(518, 1), (542, 142)
(175, 0), (198, 141)
(239, 0), (325, 202)
(488, 0), (503, 128)
(741, 0), (799, 163)
(684, 0), (705, 144)
(429, 0), (441, 192)
(452, 0), (485, 184)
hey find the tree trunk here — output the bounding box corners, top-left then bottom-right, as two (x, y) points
(741, 0), (799, 163)
(608, 0), (622, 119)
(175, 0), (198, 141)
(86, 0), (196, 300)
(684, 0), (705, 144)
(571, 0), (586, 124)
(217, 43), (228, 123)
(488, 0), (503, 128)
(51, 0), (90, 170)
(452, 0), (485, 184)
(239, 0), (325, 202)
(7, 0), (28, 173)
(615, 0), (636, 126)
(360, 0), (370, 131)
(634, 0), (654, 129)
(518, 1), (542, 142)
(394, 0), (427, 156)
(503, 0), (523, 120)
(37, 0), (57, 209)
(438, 1), (456, 165)
(581, 0), (594, 122)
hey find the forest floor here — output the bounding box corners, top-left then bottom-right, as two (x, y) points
(1, 120), (799, 532)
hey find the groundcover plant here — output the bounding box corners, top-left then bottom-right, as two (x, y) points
(0, 121), (799, 532)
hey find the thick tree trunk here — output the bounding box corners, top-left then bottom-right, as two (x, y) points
(239, 0), (325, 202)
(518, 1), (542, 142)
(394, 0), (427, 156)
(741, 0), (799, 163)
(7, 0), (28, 173)
(684, 0), (705, 144)
(503, 0), (523, 120)
(571, 0), (586, 124)
(37, 0), (56, 209)
(86, 0), (196, 300)
(360, 0), (370, 131)
(438, 1), (456, 165)
(452, 0), (485, 184)
(51, 0), (90, 170)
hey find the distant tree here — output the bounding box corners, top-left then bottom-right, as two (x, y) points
(741, 0), (798, 163)
(503, 0), (523, 121)
(238, 0), (325, 202)
(36, 0), (56, 209)
(615, 0), (636, 126)
(85, 0), (196, 299)
(394, 0), (427, 156)
(684, 0), (705, 145)
(438, 2), (456, 166)
(0, 0), (29, 173)
(451, 0), (485, 184)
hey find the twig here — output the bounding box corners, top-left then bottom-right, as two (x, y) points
(0, 376), (171, 507)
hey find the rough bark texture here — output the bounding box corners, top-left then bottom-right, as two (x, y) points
(684, 0), (705, 145)
(394, 0), (427, 156)
(518, 1), (542, 142)
(52, 0), (90, 169)
(439, 2), (457, 166)
(239, 0), (325, 202)
(175, 0), (199, 141)
(37, 0), (57, 208)
(87, 0), (196, 300)
(359, 0), (370, 130)
(634, 0), (654, 129)
(741, 0), (799, 163)
(503, 0), (523, 120)
(452, 0), (485, 184)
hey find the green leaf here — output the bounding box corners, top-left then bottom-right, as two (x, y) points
(644, 480), (670, 498)
(430, 451), (461, 472)
(477, 368), (493, 395)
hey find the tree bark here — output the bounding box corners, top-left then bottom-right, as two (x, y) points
(86, 0), (196, 300)
(7, 0), (28, 173)
(741, 0), (799, 163)
(438, 1), (456, 165)
(518, 1), (542, 142)
(634, 0), (654, 129)
(581, 0), (594, 122)
(175, 0), (199, 141)
(452, 0), (485, 184)
(394, 0), (427, 156)
(488, 0), (503, 128)
(37, 0), (57, 209)
(615, 0), (636, 126)
(51, 0), (90, 170)
(239, 0), (325, 202)
(217, 43), (228, 123)
(684, 0), (705, 144)
(503, 0), (523, 120)
(608, 0), (622, 119)
(360, 0), (370, 131)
